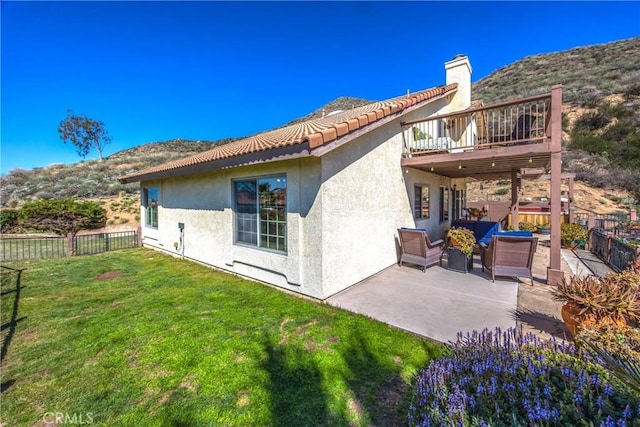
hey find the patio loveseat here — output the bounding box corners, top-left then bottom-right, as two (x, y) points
(451, 220), (500, 246)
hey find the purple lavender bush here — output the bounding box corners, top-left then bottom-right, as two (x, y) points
(408, 327), (640, 426)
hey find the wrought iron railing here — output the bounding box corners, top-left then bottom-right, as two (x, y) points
(1, 236), (67, 261)
(74, 231), (139, 256)
(1, 230), (139, 261)
(401, 94), (551, 157)
(589, 228), (639, 272)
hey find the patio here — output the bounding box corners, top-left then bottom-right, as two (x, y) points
(326, 235), (588, 344)
(326, 255), (520, 344)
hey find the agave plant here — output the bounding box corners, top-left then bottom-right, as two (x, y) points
(551, 270), (640, 327)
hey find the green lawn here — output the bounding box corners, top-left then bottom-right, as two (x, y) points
(1, 248), (446, 426)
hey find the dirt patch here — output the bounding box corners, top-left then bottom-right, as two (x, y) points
(95, 271), (122, 281)
(236, 390), (250, 408)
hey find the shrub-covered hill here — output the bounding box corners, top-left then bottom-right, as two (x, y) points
(0, 139), (228, 207)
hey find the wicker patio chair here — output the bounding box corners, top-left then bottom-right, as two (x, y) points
(398, 228), (445, 272)
(479, 235), (538, 283)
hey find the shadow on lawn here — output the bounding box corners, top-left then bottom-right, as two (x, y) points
(342, 329), (414, 427)
(260, 327), (431, 426)
(1, 265), (25, 394)
(260, 335), (345, 426)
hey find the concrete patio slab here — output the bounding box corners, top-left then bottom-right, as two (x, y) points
(326, 257), (518, 344)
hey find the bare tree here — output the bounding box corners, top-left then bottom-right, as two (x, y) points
(58, 110), (112, 160)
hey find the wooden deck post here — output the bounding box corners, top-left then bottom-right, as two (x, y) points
(547, 85), (564, 286)
(588, 212), (596, 230)
(510, 169), (519, 230)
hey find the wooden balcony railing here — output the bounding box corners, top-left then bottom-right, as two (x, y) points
(401, 94), (553, 157)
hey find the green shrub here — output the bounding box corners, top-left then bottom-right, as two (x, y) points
(494, 188), (509, 196)
(18, 199), (106, 235)
(0, 209), (19, 233)
(518, 222), (537, 232)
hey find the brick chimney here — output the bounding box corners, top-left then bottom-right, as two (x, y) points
(445, 54), (472, 112)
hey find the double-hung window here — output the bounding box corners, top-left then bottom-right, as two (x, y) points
(414, 185), (430, 219)
(234, 175), (287, 252)
(144, 187), (158, 228)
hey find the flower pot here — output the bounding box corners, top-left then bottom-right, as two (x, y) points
(560, 303), (626, 337)
(560, 303), (584, 337)
(537, 227), (551, 235)
(447, 247), (473, 273)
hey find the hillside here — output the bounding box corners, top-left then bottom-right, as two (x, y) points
(472, 37), (640, 106)
(1, 37), (639, 227)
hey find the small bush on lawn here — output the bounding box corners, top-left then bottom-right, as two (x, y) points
(408, 327), (640, 426)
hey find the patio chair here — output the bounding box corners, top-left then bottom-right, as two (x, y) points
(479, 235), (538, 283)
(398, 228), (445, 272)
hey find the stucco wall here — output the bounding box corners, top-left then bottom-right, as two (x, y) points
(319, 102), (451, 297)
(139, 157), (327, 299)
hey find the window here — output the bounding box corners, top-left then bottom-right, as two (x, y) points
(439, 186), (449, 222)
(414, 185), (430, 219)
(234, 175), (287, 252)
(144, 187), (158, 228)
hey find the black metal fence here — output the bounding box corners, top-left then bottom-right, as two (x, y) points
(1, 236), (67, 261)
(589, 228), (639, 272)
(1, 230), (139, 262)
(73, 231), (139, 256)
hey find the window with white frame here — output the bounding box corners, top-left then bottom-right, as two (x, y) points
(234, 175), (287, 252)
(143, 187), (158, 228)
(414, 185), (430, 219)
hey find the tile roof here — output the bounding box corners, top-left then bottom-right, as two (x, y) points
(119, 83), (457, 183)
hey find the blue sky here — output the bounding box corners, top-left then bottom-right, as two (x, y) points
(2, 1), (639, 174)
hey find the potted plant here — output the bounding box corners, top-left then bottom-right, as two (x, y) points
(560, 222), (588, 248)
(550, 269), (640, 337)
(447, 227), (476, 272)
(537, 223), (551, 235)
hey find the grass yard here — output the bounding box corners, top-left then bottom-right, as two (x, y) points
(1, 248), (446, 426)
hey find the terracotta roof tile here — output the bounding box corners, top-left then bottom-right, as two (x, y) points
(119, 83), (457, 182)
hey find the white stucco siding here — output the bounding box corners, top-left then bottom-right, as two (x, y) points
(140, 157), (327, 299)
(319, 104), (452, 298)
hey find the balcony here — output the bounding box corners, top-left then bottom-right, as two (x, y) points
(401, 91), (561, 180)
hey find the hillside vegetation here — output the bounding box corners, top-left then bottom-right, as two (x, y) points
(1, 37), (639, 222)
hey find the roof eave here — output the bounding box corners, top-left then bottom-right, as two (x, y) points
(119, 143), (312, 184)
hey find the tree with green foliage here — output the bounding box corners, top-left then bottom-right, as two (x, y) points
(18, 199), (106, 236)
(58, 110), (112, 160)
